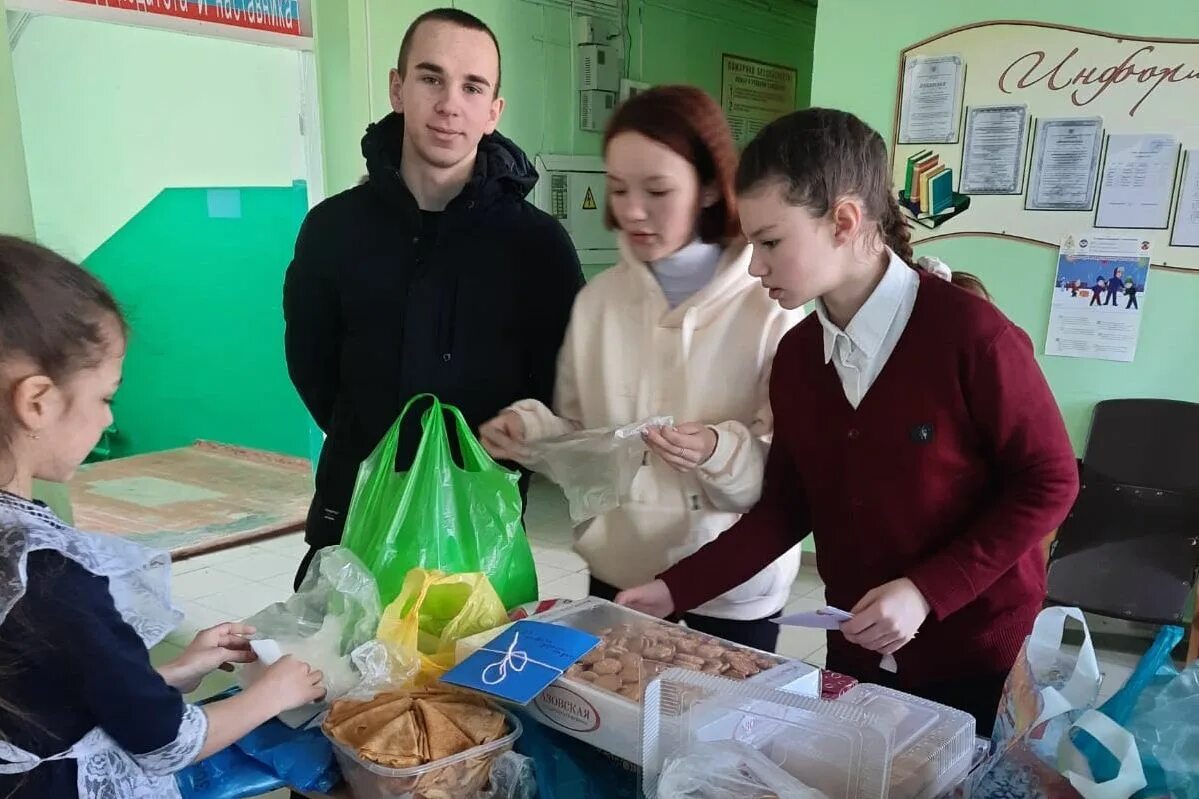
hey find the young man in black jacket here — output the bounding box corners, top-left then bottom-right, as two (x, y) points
(284, 8), (583, 587)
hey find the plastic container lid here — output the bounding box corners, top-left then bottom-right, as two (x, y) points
(844, 687), (941, 752)
(641, 669), (893, 799)
(837, 685), (975, 799)
(326, 708), (522, 799)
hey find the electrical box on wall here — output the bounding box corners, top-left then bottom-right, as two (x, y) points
(576, 15), (621, 48)
(578, 44), (621, 92)
(580, 90), (616, 132)
(620, 79), (650, 103)
(532, 155), (616, 262)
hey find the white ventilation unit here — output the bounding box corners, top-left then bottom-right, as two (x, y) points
(578, 44), (620, 92)
(580, 90), (616, 132)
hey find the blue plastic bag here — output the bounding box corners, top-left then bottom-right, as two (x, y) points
(509, 708), (639, 799)
(176, 688), (341, 799)
(1126, 649), (1199, 798)
(176, 748), (281, 799)
(1065, 625), (1195, 799)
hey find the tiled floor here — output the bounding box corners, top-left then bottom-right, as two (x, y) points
(158, 477), (1146, 797)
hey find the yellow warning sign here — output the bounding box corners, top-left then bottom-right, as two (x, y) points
(582, 187), (597, 210)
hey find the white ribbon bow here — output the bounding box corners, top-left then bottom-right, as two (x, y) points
(480, 631), (562, 686)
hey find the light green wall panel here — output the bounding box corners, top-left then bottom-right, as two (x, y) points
(0, 6), (33, 236)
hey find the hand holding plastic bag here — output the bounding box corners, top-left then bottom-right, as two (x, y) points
(524, 416), (673, 524)
(237, 547), (382, 710)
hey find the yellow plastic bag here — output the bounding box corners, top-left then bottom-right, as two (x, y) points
(376, 568), (511, 686)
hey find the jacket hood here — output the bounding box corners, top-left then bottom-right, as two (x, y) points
(360, 112), (538, 212)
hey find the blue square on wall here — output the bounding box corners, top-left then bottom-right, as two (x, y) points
(206, 189), (242, 219)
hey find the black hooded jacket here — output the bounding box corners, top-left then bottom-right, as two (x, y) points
(284, 114), (583, 549)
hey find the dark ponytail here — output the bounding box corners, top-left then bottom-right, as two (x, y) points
(736, 108), (914, 265)
(882, 193), (915, 266)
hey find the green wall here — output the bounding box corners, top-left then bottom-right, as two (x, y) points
(85, 185), (312, 458)
(812, 0), (1199, 451)
(313, 0), (817, 196)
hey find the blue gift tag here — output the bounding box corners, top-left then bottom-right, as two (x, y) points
(441, 620), (601, 705)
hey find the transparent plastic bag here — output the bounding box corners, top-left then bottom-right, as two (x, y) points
(657, 740), (831, 799)
(1126, 660), (1199, 799)
(525, 416), (673, 524)
(477, 751), (537, 799)
(237, 546), (383, 707)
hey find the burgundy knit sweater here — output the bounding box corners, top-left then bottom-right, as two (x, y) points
(662, 274), (1079, 687)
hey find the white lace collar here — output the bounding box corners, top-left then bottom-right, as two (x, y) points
(0, 490), (181, 646)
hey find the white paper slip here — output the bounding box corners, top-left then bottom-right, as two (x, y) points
(775, 606), (854, 630)
(774, 607), (898, 673)
(249, 638), (283, 665)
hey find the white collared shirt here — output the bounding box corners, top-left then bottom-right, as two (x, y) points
(815, 250), (920, 409)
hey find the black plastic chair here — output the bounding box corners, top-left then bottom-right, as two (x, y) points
(1045, 399), (1199, 663)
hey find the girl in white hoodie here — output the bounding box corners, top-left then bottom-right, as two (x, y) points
(480, 86), (802, 651)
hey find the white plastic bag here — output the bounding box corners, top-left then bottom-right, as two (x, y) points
(977, 606), (1146, 799)
(524, 416), (673, 524)
(237, 546), (383, 722)
(657, 740), (830, 799)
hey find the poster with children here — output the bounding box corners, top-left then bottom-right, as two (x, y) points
(1045, 233), (1152, 363)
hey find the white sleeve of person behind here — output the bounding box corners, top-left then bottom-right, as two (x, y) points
(775, 606), (898, 672)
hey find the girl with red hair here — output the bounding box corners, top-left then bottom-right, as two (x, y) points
(480, 85), (802, 650)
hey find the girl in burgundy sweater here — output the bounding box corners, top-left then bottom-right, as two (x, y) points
(616, 108), (1079, 733)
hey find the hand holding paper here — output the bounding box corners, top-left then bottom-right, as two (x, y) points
(843, 578), (930, 657)
(775, 607), (898, 673)
(161, 622), (258, 693)
(644, 423), (718, 472)
(774, 606), (854, 630)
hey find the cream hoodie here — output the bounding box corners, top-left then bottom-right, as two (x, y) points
(511, 239), (803, 621)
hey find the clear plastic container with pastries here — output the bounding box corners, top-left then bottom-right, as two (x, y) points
(641, 668), (893, 799)
(517, 597), (819, 764)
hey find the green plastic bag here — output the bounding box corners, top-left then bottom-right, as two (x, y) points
(341, 394), (538, 611)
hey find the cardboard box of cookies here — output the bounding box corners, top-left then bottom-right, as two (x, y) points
(517, 597), (819, 764)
